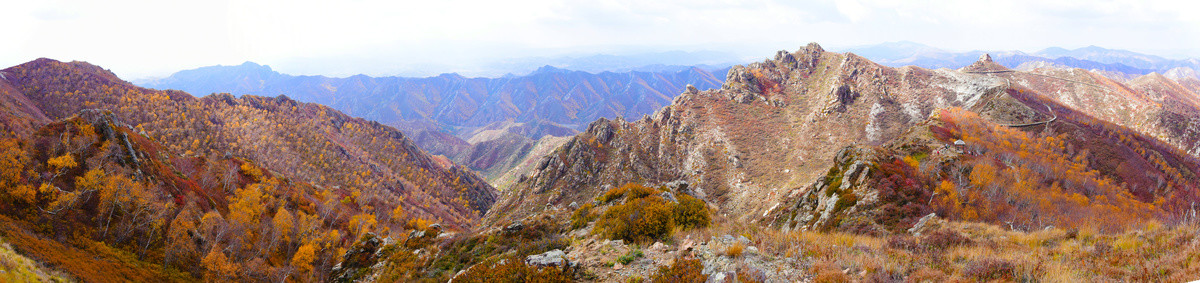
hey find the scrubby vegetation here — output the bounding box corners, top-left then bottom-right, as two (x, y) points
(0, 235), (71, 282)
(451, 256), (573, 283)
(713, 219), (1200, 282)
(373, 215), (571, 281)
(590, 183), (712, 243)
(647, 256), (705, 283)
(0, 59), (473, 282)
(596, 195), (675, 242)
(927, 107), (1198, 231)
(570, 203), (597, 230)
(673, 194), (711, 229)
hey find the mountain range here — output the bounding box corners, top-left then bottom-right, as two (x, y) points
(137, 62), (731, 186)
(492, 44), (1200, 229)
(843, 41), (1200, 78)
(2, 42), (1200, 282)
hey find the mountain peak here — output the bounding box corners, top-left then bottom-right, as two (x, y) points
(804, 42), (825, 54)
(533, 65), (566, 74)
(7, 58), (124, 85)
(233, 61), (273, 72)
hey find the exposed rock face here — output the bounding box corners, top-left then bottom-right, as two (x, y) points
(767, 147), (885, 232)
(330, 233), (386, 282)
(487, 43), (1009, 225)
(489, 41), (1200, 231)
(525, 249), (568, 267)
(908, 213), (945, 236)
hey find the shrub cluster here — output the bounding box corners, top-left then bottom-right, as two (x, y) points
(598, 183), (659, 203)
(592, 183), (712, 242)
(596, 197), (674, 242)
(962, 258), (1016, 281)
(920, 229), (972, 250)
(810, 261), (850, 283)
(648, 256), (705, 283)
(452, 256), (573, 283)
(616, 249), (644, 265)
(570, 203), (597, 230)
(884, 229), (971, 254)
(673, 194), (711, 229)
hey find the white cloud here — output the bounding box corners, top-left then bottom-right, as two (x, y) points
(1, 0), (1196, 79)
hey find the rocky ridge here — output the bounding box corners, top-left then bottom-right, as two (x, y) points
(488, 43), (1017, 226)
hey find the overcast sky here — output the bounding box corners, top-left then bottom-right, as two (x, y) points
(3, 0), (1197, 79)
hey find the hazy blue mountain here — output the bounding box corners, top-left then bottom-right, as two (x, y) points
(138, 62), (728, 139)
(841, 41), (1197, 75)
(486, 50), (741, 75)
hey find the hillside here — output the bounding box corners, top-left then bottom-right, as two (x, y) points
(140, 62), (731, 188)
(2, 46), (1199, 282)
(492, 44), (1200, 230)
(326, 44), (1200, 282)
(0, 58), (497, 281)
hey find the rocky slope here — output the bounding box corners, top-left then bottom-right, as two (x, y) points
(291, 43), (1200, 283)
(490, 43), (1200, 230)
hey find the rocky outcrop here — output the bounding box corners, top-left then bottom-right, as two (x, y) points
(908, 213), (945, 236)
(767, 147), (883, 232)
(330, 233), (388, 283)
(525, 249), (569, 267)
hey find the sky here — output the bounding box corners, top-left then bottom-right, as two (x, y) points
(2, 0), (1198, 79)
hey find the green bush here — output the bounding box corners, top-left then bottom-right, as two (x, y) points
(596, 196), (674, 242)
(598, 183), (660, 203)
(452, 256), (572, 283)
(570, 203), (598, 230)
(595, 183), (712, 242)
(616, 249), (644, 265)
(649, 257), (705, 283)
(672, 194), (710, 229)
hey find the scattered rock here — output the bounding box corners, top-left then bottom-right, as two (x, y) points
(775, 50), (797, 67)
(908, 213), (944, 236)
(709, 272), (726, 283)
(650, 242), (667, 252)
(330, 233), (384, 282)
(719, 235), (735, 245)
(660, 192), (677, 203)
(504, 223), (523, 233)
(737, 235), (751, 245)
(407, 230), (426, 240)
(526, 249), (568, 267)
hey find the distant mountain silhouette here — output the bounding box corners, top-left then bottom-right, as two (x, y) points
(139, 62), (730, 141)
(843, 41), (1199, 75)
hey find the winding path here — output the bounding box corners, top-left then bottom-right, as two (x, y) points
(999, 104), (1056, 128)
(961, 70), (1064, 128)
